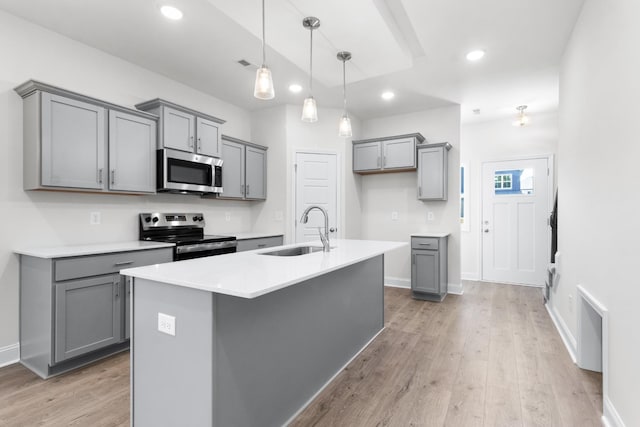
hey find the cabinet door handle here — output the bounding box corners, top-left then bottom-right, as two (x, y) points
(412, 254), (415, 265)
(114, 260), (134, 266)
(419, 186), (422, 197)
(383, 155), (386, 167)
(190, 136), (194, 148)
(97, 168), (103, 184)
(377, 156), (381, 168)
(246, 184), (250, 196)
(197, 137), (202, 152)
(115, 282), (120, 298)
(111, 169), (115, 185)
(241, 184), (245, 195)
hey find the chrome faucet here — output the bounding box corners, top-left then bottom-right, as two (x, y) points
(300, 205), (331, 252)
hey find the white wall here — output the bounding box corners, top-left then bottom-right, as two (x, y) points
(460, 112), (558, 280)
(360, 106), (461, 290)
(558, 0), (640, 425)
(250, 105), (363, 244)
(0, 11), (254, 352)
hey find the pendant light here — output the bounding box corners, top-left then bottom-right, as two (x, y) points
(337, 51), (352, 137)
(301, 17), (320, 122)
(253, 0), (274, 100)
(513, 105), (530, 127)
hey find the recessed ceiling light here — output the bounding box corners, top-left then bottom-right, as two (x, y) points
(289, 84), (303, 93)
(466, 49), (485, 61)
(381, 91), (395, 101)
(160, 5), (183, 20)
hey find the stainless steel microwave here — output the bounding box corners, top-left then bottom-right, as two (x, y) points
(157, 148), (223, 194)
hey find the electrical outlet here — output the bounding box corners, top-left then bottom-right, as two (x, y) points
(391, 211), (399, 221)
(90, 212), (101, 225)
(158, 313), (176, 336)
(225, 212), (231, 222)
(275, 210), (284, 221)
(427, 211), (435, 221)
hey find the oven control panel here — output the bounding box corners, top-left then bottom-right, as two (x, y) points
(140, 213), (205, 229)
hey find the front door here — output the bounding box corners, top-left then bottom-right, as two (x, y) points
(482, 157), (550, 286)
(294, 152), (339, 243)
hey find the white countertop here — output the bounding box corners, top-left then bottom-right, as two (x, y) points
(122, 239), (406, 299)
(14, 241), (175, 259)
(222, 232), (284, 240)
(411, 232), (450, 238)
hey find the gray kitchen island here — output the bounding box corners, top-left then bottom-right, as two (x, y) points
(122, 239), (405, 427)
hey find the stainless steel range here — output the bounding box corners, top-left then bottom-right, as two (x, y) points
(139, 213), (236, 261)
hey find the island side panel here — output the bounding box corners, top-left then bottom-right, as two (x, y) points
(213, 255), (384, 427)
(132, 279), (214, 427)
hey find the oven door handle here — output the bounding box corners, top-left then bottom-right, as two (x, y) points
(175, 241), (237, 254)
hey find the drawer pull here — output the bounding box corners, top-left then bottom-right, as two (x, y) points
(114, 260), (134, 266)
(419, 243), (433, 246)
(257, 244), (267, 248)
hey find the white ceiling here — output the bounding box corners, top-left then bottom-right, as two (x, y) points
(0, 0), (585, 123)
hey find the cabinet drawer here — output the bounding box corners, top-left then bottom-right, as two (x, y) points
(411, 237), (439, 250)
(55, 248), (172, 281)
(236, 236), (284, 252)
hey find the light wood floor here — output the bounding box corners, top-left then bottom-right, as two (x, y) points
(0, 282), (602, 426)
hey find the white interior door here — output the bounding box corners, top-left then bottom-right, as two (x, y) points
(482, 157), (550, 286)
(295, 152), (338, 243)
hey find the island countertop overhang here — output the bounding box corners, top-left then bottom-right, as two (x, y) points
(121, 239), (406, 299)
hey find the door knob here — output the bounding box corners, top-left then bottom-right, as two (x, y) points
(329, 227), (336, 232)
(484, 229), (490, 233)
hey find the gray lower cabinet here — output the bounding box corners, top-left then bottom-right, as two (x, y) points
(353, 133), (425, 174)
(236, 235), (283, 252)
(411, 236), (448, 301)
(217, 135), (267, 200)
(417, 142), (452, 201)
(19, 247), (172, 379)
(15, 80), (158, 194)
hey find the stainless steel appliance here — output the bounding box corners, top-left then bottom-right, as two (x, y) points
(157, 148), (223, 195)
(139, 213), (236, 260)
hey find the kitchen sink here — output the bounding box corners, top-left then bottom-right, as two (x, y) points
(259, 246), (326, 256)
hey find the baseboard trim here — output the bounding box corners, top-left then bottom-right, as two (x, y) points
(283, 327), (385, 426)
(461, 272), (479, 281)
(545, 303), (577, 363)
(384, 277), (410, 289)
(0, 343), (19, 368)
(602, 396), (625, 427)
(448, 282), (464, 295)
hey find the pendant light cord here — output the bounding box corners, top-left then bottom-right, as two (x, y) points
(261, 0), (266, 65)
(309, 28), (314, 94)
(342, 59), (347, 111)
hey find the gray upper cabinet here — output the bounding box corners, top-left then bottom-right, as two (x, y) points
(135, 99), (224, 158)
(41, 93), (106, 190)
(353, 133), (425, 174)
(108, 110), (156, 193)
(216, 135), (267, 201)
(417, 142), (451, 201)
(15, 80), (158, 195)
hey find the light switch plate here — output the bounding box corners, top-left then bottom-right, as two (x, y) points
(158, 313), (176, 336)
(427, 211), (435, 221)
(225, 212), (231, 222)
(90, 212), (101, 225)
(391, 211), (399, 221)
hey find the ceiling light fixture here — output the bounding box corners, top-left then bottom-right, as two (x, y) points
(466, 49), (485, 61)
(289, 84), (302, 93)
(337, 51), (353, 138)
(301, 17), (320, 122)
(160, 5), (183, 20)
(381, 91), (395, 101)
(253, 0), (274, 100)
(513, 105), (530, 127)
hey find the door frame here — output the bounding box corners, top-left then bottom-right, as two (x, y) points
(479, 154), (555, 286)
(291, 149), (342, 244)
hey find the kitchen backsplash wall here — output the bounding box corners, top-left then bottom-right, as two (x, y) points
(0, 10), (254, 350)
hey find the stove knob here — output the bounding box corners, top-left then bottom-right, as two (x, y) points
(144, 216), (151, 223)
(193, 216), (199, 221)
(152, 216), (159, 223)
(198, 216), (204, 221)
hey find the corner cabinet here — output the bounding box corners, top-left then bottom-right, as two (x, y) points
(15, 80), (157, 194)
(411, 235), (449, 301)
(18, 247), (172, 379)
(135, 99), (225, 158)
(417, 142), (452, 201)
(353, 133), (425, 174)
(215, 135), (267, 201)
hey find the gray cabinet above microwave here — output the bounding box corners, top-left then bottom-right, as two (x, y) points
(135, 99), (225, 158)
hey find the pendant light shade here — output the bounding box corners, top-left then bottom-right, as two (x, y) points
(301, 17), (320, 122)
(254, 0), (274, 100)
(512, 105), (529, 127)
(337, 51), (352, 137)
